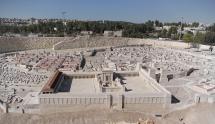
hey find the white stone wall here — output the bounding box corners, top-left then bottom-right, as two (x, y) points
(38, 69), (171, 111)
(124, 94), (167, 104)
(39, 94), (111, 107)
(138, 68), (172, 105)
(194, 94), (215, 103)
(139, 68), (171, 94)
(128, 38), (190, 49)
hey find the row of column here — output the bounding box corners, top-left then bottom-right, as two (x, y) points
(124, 97), (165, 104)
(39, 95), (170, 108)
(40, 97), (109, 105)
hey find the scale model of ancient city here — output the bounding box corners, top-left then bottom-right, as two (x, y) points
(0, 20), (215, 124)
(0, 34), (215, 111)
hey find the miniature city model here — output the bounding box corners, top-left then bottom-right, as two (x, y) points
(0, 36), (215, 115)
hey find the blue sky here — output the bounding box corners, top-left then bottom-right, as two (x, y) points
(0, 0), (215, 24)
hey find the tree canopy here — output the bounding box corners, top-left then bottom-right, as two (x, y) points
(183, 33), (193, 43)
(0, 20), (215, 46)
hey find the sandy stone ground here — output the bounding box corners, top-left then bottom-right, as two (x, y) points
(0, 103), (214, 124)
(163, 103), (215, 124)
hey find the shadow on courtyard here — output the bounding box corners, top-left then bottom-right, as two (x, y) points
(58, 76), (72, 92)
(171, 95), (180, 104)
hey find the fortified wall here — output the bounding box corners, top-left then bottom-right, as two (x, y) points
(0, 36), (188, 54)
(1, 36), (213, 54)
(38, 65), (171, 112)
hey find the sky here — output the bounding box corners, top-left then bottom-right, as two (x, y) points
(0, 0), (215, 24)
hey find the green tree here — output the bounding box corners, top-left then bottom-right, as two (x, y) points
(155, 20), (163, 27)
(145, 20), (154, 32)
(160, 29), (167, 38)
(192, 22), (199, 27)
(183, 33), (194, 43)
(204, 32), (215, 45)
(194, 32), (205, 44)
(167, 26), (178, 39)
(207, 23), (215, 32)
